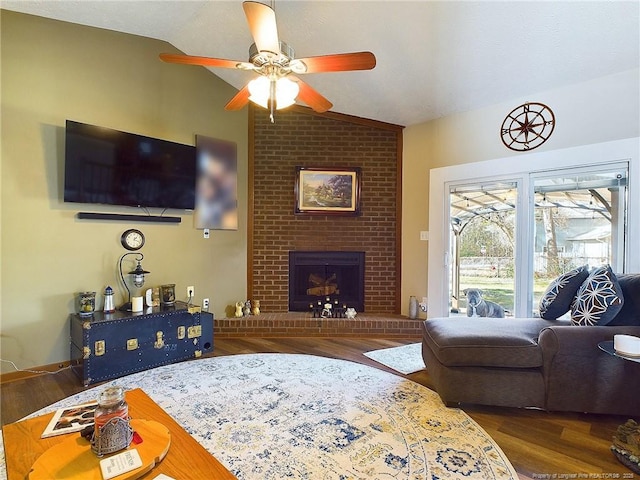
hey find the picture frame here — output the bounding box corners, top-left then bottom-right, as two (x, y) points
(294, 167), (361, 216)
(195, 135), (238, 230)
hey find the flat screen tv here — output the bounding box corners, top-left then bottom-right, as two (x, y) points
(64, 120), (196, 210)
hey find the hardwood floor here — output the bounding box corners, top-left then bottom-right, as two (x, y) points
(1, 338), (635, 478)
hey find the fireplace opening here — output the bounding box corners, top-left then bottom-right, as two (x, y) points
(289, 251), (365, 312)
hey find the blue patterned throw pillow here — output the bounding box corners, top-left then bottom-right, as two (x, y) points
(539, 265), (589, 319)
(570, 265), (624, 326)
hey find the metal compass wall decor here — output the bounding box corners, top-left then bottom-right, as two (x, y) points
(500, 102), (555, 151)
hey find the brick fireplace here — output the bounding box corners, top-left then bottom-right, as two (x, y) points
(248, 106), (404, 314)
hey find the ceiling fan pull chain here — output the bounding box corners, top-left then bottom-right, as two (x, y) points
(268, 78), (277, 123)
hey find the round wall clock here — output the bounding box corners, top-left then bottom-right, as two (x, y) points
(500, 102), (555, 151)
(120, 229), (145, 251)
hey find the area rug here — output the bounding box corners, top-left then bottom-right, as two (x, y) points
(0, 354), (516, 479)
(364, 343), (426, 374)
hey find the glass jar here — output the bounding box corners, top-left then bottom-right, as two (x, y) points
(160, 284), (176, 305)
(78, 291), (96, 316)
(92, 386), (132, 456)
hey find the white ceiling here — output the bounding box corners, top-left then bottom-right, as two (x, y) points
(2, 1), (639, 126)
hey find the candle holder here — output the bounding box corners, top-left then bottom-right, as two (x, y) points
(311, 302), (323, 318)
(160, 284), (176, 306)
(78, 291), (96, 316)
(309, 296), (346, 318)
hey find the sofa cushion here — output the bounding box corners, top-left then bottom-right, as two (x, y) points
(422, 317), (565, 368)
(609, 274), (640, 326)
(570, 265), (624, 326)
(539, 265), (589, 319)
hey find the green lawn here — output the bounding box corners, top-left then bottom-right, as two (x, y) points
(459, 276), (551, 313)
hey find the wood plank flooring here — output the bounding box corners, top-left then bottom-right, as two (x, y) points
(1, 337), (636, 478)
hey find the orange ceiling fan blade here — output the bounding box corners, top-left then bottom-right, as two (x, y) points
(243, 1), (280, 55)
(291, 52), (376, 74)
(159, 53), (254, 70)
(292, 77), (333, 113)
(225, 85), (251, 111)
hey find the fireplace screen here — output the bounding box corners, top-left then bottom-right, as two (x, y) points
(289, 251), (365, 312)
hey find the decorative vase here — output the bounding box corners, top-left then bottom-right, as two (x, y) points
(409, 296), (418, 319)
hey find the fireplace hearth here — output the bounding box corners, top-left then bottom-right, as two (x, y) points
(289, 251), (365, 312)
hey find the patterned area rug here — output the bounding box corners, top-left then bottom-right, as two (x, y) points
(0, 354), (517, 479)
(363, 343), (426, 374)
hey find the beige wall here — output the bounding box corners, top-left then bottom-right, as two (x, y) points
(401, 68), (640, 315)
(3, 10), (639, 368)
(1, 11), (248, 372)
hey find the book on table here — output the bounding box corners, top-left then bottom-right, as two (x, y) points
(40, 401), (98, 438)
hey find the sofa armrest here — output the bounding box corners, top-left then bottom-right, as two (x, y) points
(538, 325), (640, 354)
(538, 325), (640, 414)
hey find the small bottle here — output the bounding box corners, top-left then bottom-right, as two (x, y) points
(92, 386), (131, 456)
(103, 286), (115, 313)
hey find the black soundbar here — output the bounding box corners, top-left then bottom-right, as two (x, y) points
(76, 212), (182, 223)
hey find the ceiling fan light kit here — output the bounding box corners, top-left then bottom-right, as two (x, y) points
(159, 1), (376, 122)
(248, 76), (299, 110)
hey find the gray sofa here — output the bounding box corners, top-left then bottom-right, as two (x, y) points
(421, 273), (640, 415)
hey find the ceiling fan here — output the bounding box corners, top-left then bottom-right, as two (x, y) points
(160, 1), (376, 122)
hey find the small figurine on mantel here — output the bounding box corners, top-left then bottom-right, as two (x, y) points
(235, 301), (244, 318)
(243, 300), (251, 317)
(321, 302), (333, 318)
(251, 300), (260, 316)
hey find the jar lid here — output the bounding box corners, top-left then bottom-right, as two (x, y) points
(98, 386), (125, 406)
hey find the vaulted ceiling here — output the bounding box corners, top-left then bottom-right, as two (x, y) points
(2, 1), (639, 126)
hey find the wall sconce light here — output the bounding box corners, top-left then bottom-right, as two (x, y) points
(118, 253), (150, 311)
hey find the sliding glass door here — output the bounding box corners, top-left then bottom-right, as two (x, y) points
(449, 181), (518, 316)
(445, 163), (628, 318)
(531, 165), (628, 316)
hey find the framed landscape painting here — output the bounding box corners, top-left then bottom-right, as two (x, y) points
(295, 167), (361, 216)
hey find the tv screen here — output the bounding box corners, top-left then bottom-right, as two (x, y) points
(64, 120), (196, 210)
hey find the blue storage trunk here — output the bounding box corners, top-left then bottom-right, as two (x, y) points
(70, 301), (214, 386)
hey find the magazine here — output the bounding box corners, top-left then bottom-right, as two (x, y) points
(41, 401), (98, 438)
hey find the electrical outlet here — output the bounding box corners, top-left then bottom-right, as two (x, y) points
(420, 231), (429, 241)
(187, 286), (194, 298)
(203, 228), (210, 239)
(202, 298), (210, 311)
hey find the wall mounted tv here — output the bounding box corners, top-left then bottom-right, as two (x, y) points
(64, 120), (196, 210)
